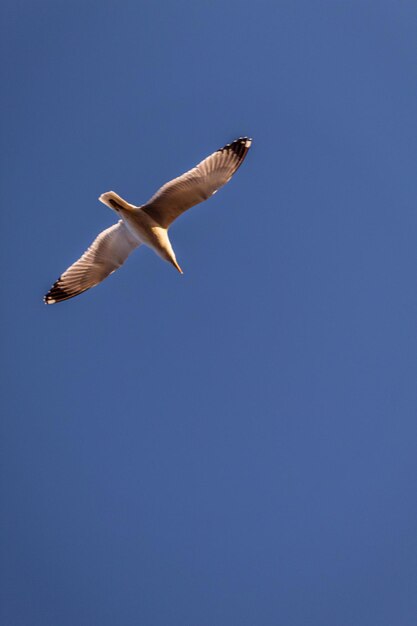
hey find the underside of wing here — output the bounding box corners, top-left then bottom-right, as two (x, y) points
(44, 220), (140, 304)
(142, 137), (252, 228)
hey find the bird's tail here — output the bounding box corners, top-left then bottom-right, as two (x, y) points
(99, 191), (135, 213)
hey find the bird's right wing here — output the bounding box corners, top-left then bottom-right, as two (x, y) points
(142, 137), (252, 228)
(44, 220), (140, 304)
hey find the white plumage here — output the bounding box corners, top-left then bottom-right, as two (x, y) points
(44, 137), (252, 304)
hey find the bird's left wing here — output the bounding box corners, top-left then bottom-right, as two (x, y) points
(44, 220), (140, 304)
(142, 137), (252, 228)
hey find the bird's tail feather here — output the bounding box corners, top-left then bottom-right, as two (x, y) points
(99, 191), (135, 212)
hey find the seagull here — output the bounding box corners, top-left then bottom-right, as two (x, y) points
(44, 136), (252, 304)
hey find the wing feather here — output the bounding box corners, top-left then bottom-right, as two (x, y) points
(142, 137), (252, 228)
(44, 220), (140, 304)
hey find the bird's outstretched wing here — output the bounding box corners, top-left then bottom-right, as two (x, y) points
(44, 221), (140, 304)
(142, 137), (252, 228)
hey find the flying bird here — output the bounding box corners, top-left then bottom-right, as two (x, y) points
(44, 137), (252, 304)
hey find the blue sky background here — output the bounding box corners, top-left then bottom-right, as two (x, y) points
(1, 1), (417, 624)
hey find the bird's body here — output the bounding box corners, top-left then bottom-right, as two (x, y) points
(44, 137), (252, 304)
(110, 199), (183, 273)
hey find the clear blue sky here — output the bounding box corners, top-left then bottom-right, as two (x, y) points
(1, 1), (417, 624)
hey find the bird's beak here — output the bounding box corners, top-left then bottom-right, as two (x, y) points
(172, 259), (183, 274)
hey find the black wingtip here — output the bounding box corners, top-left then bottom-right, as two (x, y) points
(218, 137), (252, 156)
(44, 279), (70, 304)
